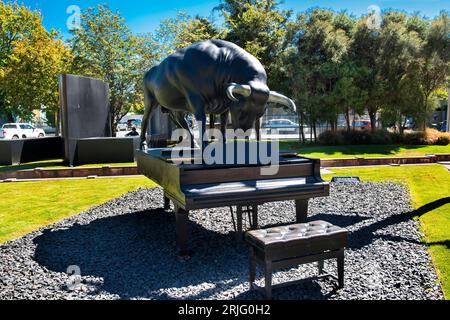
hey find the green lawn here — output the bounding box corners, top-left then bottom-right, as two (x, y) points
(323, 165), (450, 299)
(0, 177), (157, 244)
(280, 142), (450, 159)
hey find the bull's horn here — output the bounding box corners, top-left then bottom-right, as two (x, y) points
(226, 84), (252, 102)
(268, 91), (297, 112)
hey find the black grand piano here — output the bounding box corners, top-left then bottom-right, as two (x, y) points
(137, 144), (330, 256)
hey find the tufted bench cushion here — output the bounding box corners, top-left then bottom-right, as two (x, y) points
(246, 221), (348, 260)
(245, 221), (349, 299)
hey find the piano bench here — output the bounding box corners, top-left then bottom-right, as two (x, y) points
(245, 221), (349, 300)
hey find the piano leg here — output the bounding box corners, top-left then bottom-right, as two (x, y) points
(175, 207), (190, 257)
(250, 206), (258, 230)
(163, 194), (171, 211)
(295, 199), (309, 223)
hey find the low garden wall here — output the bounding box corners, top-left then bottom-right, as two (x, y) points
(320, 154), (450, 168)
(0, 137), (64, 166)
(1, 154), (450, 181)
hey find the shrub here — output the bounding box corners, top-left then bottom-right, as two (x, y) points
(317, 128), (449, 146)
(402, 131), (426, 145)
(318, 129), (394, 145)
(371, 129), (393, 144)
(402, 129), (450, 146)
(423, 129), (450, 146)
(318, 130), (345, 145)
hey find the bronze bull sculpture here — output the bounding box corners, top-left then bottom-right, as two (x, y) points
(141, 39), (296, 147)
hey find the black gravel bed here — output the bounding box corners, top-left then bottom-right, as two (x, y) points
(0, 182), (443, 300)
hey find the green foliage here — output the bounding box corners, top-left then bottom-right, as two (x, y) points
(220, 0), (291, 78)
(282, 9), (362, 140)
(318, 128), (450, 146)
(70, 4), (159, 132)
(153, 11), (225, 57)
(318, 129), (393, 145)
(0, 1), (448, 139)
(0, 1), (71, 121)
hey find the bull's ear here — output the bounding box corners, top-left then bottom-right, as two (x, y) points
(226, 84), (252, 102)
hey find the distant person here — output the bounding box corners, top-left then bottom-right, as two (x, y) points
(126, 127), (139, 137)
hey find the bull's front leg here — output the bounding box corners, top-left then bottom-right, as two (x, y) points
(187, 94), (208, 153)
(194, 111), (207, 151)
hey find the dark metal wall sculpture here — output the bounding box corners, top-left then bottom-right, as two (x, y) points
(59, 74), (111, 165)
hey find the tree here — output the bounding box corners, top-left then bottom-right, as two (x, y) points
(414, 12), (450, 129)
(71, 4), (158, 135)
(376, 11), (421, 132)
(153, 11), (224, 57)
(0, 1), (70, 122)
(220, 0), (291, 81)
(284, 9), (357, 141)
(351, 15), (384, 131)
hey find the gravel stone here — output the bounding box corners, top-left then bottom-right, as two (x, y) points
(0, 182), (444, 300)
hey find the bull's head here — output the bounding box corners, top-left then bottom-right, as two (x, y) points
(226, 82), (297, 132)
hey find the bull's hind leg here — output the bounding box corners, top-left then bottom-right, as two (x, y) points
(140, 89), (159, 149)
(169, 111), (196, 148)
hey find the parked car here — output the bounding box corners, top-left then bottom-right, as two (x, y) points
(35, 124), (57, 135)
(434, 120), (448, 132)
(262, 119), (300, 134)
(117, 121), (128, 131)
(126, 119), (142, 130)
(0, 123), (46, 140)
(353, 120), (371, 130)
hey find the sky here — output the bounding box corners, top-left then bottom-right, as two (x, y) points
(17, 0), (450, 38)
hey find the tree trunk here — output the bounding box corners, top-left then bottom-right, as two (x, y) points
(298, 112), (305, 144)
(345, 108), (351, 132)
(111, 115), (117, 138)
(419, 95), (429, 131)
(6, 112), (14, 123)
(369, 110), (377, 132)
(398, 114), (404, 135)
(313, 122), (317, 143)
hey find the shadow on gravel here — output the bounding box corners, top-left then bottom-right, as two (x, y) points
(32, 208), (331, 300)
(311, 196), (450, 250)
(33, 196), (446, 300)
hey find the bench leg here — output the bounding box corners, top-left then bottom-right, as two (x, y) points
(164, 195), (171, 210)
(265, 261), (273, 300)
(249, 206), (259, 230)
(337, 249), (345, 288)
(295, 199), (309, 223)
(318, 260), (325, 275)
(249, 248), (256, 290)
(175, 207), (190, 257)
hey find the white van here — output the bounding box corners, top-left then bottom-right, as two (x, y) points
(0, 123), (46, 140)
